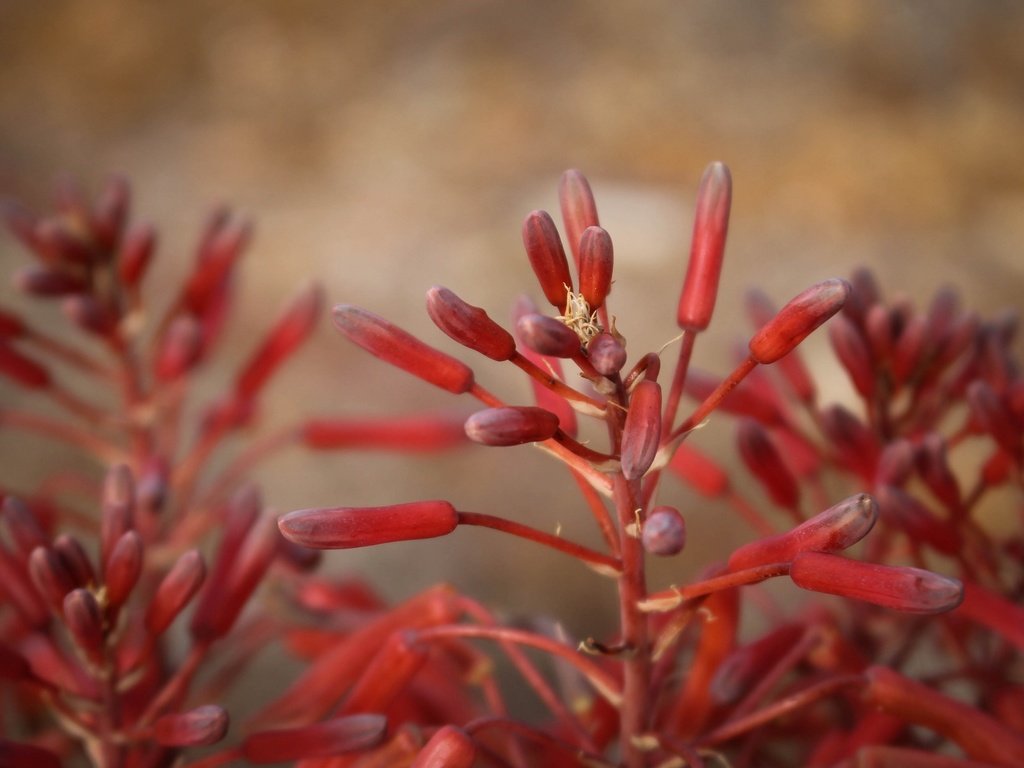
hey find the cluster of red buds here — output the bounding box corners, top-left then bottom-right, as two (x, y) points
(1, 165), (1022, 768)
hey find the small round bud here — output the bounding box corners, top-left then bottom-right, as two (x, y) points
(642, 506), (687, 556)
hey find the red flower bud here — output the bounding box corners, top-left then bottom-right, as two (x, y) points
(411, 726), (477, 768)
(875, 438), (917, 487)
(735, 420), (800, 510)
(642, 506), (687, 556)
(182, 216), (250, 315)
(64, 588), (105, 665)
(426, 286), (516, 361)
(100, 465), (134, 577)
(511, 296), (578, 438)
(302, 414), (467, 452)
(155, 316), (203, 379)
(279, 501), (458, 549)
(104, 531), (143, 611)
(828, 313), (875, 398)
(116, 223), (156, 288)
(340, 631), (427, 713)
(464, 406), (560, 446)
(14, 265), (87, 296)
(0, 342), (51, 389)
(621, 380), (662, 479)
(0, 543), (48, 627)
(2, 497), (47, 557)
(29, 547), (76, 612)
(710, 623), (804, 705)
(559, 169), (600, 267)
(90, 175), (129, 250)
(62, 295), (117, 337)
(515, 312), (580, 358)
(967, 380), (1021, 458)
(684, 368), (784, 426)
(748, 278), (851, 364)
(241, 714), (387, 763)
(876, 486), (960, 555)
(667, 442), (731, 497)
(790, 552), (963, 613)
(154, 705), (228, 747)
(677, 162), (731, 331)
(146, 549), (205, 636)
(53, 534), (96, 588)
(578, 225), (613, 311)
(745, 289), (816, 402)
(728, 494), (878, 571)
(588, 332), (627, 376)
(333, 304), (474, 394)
(522, 210), (573, 307)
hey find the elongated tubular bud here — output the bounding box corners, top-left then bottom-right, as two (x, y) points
(182, 216), (250, 315)
(0, 544), (48, 627)
(790, 552), (963, 613)
(588, 332), (626, 376)
(749, 278), (851, 364)
(464, 406), (559, 446)
(745, 288), (815, 402)
(728, 494), (877, 571)
(668, 442), (731, 497)
(677, 162), (731, 331)
(116, 223), (155, 288)
(14, 265), (87, 296)
(736, 420), (800, 510)
(155, 316), (203, 379)
(146, 549), (205, 636)
(279, 501), (458, 550)
(522, 210), (573, 307)
(90, 175), (129, 250)
(235, 282), (323, 399)
(104, 531), (143, 611)
(29, 547), (76, 612)
(828, 313), (875, 398)
(100, 465), (134, 576)
(333, 304), (474, 394)
(515, 312), (580, 357)
(0, 342), (51, 389)
(411, 726), (476, 768)
(642, 506), (686, 556)
(0, 740), (63, 768)
(875, 438), (917, 486)
(710, 623), (804, 705)
(154, 705), (228, 747)
(2, 497), (47, 557)
(340, 631), (428, 713)
(821, 404), (880, 480)
(64, 588), (105, 665)
(63, 296), (117, 338)
(876, 486), (960, 555)
(302, 414), (466, 452)
(426, 286), (515, 361)
(891, 314), (928, 385)
(967, 380), (1021, 457)
(559, 169), (599, 267)
(578, 226), (613, 310)
(511, 295), (578, 437)
(242, 714), (387, 763)
(865, 304), (895, 364)
(863, 666), (1024, 765)
(53, 534), (95, 588)
(621, 380), (662, 479)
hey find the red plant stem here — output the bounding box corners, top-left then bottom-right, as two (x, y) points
(456, 511), (621, 572)
(413, 624), (622, 707)
(612, 472), (651, 768)
(465, 717), (612, 767)
(663, 329), (697, 434)
(510, 351), (606, 412)
(640, 562), (792, 613)
(668, 356), (759, 442)
(570, 467), (620, 555)
(552, 429), (618, 464)
(110, 336), (154, 459)
(0, 408), (127, 464)
(138, 641), (211, 727)
(469, 382), (505, 407)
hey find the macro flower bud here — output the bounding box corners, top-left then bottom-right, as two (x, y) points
(411, 726), (477, 768)
(29, 547), (76, 612)
(241, 714), (387, 763)
(728, 494), (878, 571)
(116, 223), (156, 288)
(828, 313), (875, 398)
(53, 534), (95, 588)
(522, 210), (573, 307)
(745, 288), (816, 403)
(677, 161), (731, 331)
(154, 705), (228, 747)
(790, 552), (963, 613)
(2, 497), (47, 557)
(735, 420), (800, 510)
(90, 175), (129, 250)
(668, 443), (731, 498)
(464, 406), (560, 446)
(515, 312), (581, 357)
(146, 549), (205, 636)
(710, 623), (804, 705)
(333, 304), (474, 394)
(621, 380), (662, 480)
(578, 226), (613, 311)
(876, 486), (960, 555)
(100, 465), (135, 576)
(182, 216), (250, 315)
(340, 631), (427, 713)
(511, 295), (578, 437)
(63, 588), (105, 665)
(155, 316), (203, 380)
(967, 380), (1021, 458)
(426, 285), (516, 361)
(14, 265), (87, 296)
(302, 414), (467, 452)
(588, 331), (627, 376)
(559, 169), (600, 267)
(875, 438), (917, 486)
(62, 296), (117, 337)
(642, 506), (687, 556)
(0, 342), (51, 389)
(279, 501), (458, 549)
(104, 531), (143, 611)
(0, 544), (48, 627)
(748, 278), (851, 364)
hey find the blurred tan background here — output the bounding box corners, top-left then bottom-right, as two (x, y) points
(2, 1), (1023, 638)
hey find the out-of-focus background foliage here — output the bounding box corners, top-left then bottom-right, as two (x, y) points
(2, 2), (1023, 634)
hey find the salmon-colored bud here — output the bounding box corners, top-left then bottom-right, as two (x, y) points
(411, 726), (476, 768)
(154, 705), (228, 747)
(578, 225), (613, 310)
(621, 380), (662, 479)
(341, 630), (427, 713)
(875, 439), (917, 486)
(302, 414), (467, 452)
(791, 553), (963, 613)
(0, 642), (32, 681)
(967, 380), (1021, 457)
(876, 486), (960, 555)
(668, 442), (731, 497)
(464, 406), (560, 446)
(559, 169), (600, 267)
(642, 506), (686, 556)
(0, 739), (62, 768)
(29, 547), (76, 612)
(104, 531), (143, 611)
(14, 265), (86, 296)
(745, 289), (816, 402)
(116, 223), (156, 288)
(426, 286), (516, 361)
(242, 714), (387, 763)
(155, 316), (203, 379)
(280, 501), (458, 550)
(3, 497), (47, 557)
(749, 278), (851, 364)
(515, 312), (580, 357)
(728, 494), (878, 571)
(522, 210), (573, 307)
(710, 623), (804, 704)
(333, 304), (474, 394)
(0, 306), (26, 338)
(0, 341), (51, 389)
(64, 588), (105, 665)
(145, 549), (205, 636)
(736, 420), (800, 510)
(588, 331), (626, 376)
(829, 313), (875, 398)
(677, 162), (731, 331)
(53, 534), (95, 588)
(236, 282), (323, 399)
(63, 295), (117, 337)
(863, 666), (1024, 764)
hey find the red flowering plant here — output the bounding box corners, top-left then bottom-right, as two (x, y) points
(2, 166), (1023, 768)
